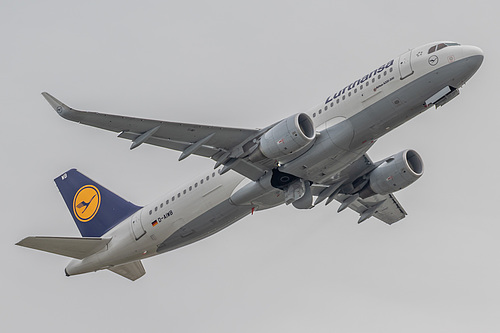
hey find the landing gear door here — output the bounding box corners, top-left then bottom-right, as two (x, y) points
(131, 212), (146, 240)
(398, 50), (414, 80)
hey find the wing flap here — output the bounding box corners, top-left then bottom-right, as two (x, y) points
(16, 236), (111, 259)
(118, 131), (219, 157)
(227, 159), (267, 181)
(336, 193), (406, 224)
(108, 261), (146, 281)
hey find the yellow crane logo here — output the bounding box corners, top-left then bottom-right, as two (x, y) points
(73, 185), (101, 222)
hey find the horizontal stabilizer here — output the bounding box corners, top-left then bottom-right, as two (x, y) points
(16, 236), (111, 259)
(108, 261), (146, 281)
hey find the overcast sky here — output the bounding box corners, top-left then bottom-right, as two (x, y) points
(3, 1), (499, 332)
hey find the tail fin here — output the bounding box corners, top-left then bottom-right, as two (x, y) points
(54, 169), (141, 237)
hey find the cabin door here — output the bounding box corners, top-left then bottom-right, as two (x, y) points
(131, 213), (146, 240)
(398, 50), (414, 80)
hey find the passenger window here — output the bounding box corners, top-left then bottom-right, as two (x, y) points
(336, 99), (339, 104)
(330, 102), (333, 107)
(183, 189), (186, 194)
(172, 196), (175, 201)
(206, 176), (209, 181)
(160, 203), (163, 208)
(360, 85), (363, 90)
(149, 210), (152, 215)
(189, 186), (192, 191)
(354, 88), (357, 93)
(195, 183), (198, 188)
(342, 95), (345, 100)
(212, 172), (215, 177)
(155, 207), (158, 212)
(319, 110), (322, 114)
(177, 193), (181, 198)
(313, 113), (316, 117)
(348, 92), (351, 97)
(166, 200), (169, 204)
(201, 179), (204, 184)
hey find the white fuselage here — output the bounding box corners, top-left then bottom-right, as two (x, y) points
(65, 42), (483, 276)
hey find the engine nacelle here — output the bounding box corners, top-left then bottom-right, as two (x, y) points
(365, 149), (424, 196)
(255, 113), (315, 160)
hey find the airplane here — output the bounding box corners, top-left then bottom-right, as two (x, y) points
(17, 41), (483, 281)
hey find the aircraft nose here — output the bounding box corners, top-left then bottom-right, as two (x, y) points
(463, 45), (484, 57)
(462, 45), (484, 69)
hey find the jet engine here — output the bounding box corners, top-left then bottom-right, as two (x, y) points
(250, 113), (315, 161)
(362, 149), (424, 196)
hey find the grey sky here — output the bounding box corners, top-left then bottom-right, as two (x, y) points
(3, 1), (499, 332)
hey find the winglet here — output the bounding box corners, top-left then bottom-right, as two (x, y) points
(41, 92), (80, 121)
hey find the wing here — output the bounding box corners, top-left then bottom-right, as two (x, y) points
(311, 154), (407, 224)
(43, 93), (270, 180)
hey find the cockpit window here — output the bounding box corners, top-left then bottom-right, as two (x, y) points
(437, 43), (447, 51)
(428, 42), (461, 54)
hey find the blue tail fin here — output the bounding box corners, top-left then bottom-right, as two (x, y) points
(54, 169), (141, 237)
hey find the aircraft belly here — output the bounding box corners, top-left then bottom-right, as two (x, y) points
(156, 199), (251, 254)
(302, 146), (372, 184)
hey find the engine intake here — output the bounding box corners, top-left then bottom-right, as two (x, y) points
(252, 113), (315, 160)
(362, 149), (424, 196)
